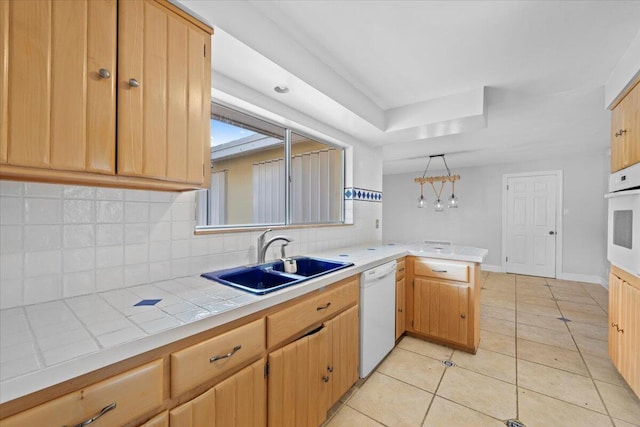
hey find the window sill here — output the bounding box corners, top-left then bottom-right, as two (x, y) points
(194, 222), (353, 236)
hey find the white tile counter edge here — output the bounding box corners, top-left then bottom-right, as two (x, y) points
(0, 242), (487, 404)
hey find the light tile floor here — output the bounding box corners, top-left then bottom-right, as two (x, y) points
(324, 272), (640, 427)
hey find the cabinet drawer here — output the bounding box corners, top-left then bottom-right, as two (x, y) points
(267, 276), (358, 348)
(170, 318), (265, 397)
(414, 259), (469, 283)
(2, 359), (163, 427)
(396, 258), (406, 280)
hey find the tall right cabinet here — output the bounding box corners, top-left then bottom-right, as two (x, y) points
(608, 80), (640, 398)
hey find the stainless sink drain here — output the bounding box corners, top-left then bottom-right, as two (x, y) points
(505, 419), (526, 427)
(442, 360), (456, 367)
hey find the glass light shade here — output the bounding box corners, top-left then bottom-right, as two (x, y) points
(448, 194), (459, 208)
(417, 194), (426, 208)
(434, 199), (444, 212)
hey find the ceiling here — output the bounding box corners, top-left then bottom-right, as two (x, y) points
(178, 0), (640, 174)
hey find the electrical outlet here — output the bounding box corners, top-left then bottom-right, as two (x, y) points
(375, 219), (379, 229)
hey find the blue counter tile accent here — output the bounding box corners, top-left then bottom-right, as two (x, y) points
(134, 299), (162, 307)
(344, 187), (382, 202)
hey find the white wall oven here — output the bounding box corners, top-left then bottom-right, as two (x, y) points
(606, 163), (640, 278)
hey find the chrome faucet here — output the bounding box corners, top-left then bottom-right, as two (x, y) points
(257, 229), (292, 264)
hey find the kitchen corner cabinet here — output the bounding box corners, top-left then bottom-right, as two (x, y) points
(395, 257), (406, 340)
(608, 265), (640, 397)
(406, 257), (481, 353)
(0, 0), (212, 191)
(611, 80), (640, 172)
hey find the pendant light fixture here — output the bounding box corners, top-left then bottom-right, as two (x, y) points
(414, 154), (460, 211)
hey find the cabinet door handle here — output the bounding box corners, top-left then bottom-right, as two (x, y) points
(432, 269), (448, 273)
(128, 78), (140, 88)
(210, 345), (242, 363)
(98, 68), (111, 79)
(63, 402), (116, 427)
(317, 302), (331, 311)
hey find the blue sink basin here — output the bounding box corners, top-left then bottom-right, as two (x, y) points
(270, 257), (350, 277)
(201, 256), (353, 295)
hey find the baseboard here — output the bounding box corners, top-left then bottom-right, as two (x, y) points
(558, 272), (608, 287)
(480, 264), (503, 273)
(480, 265), (608, 287)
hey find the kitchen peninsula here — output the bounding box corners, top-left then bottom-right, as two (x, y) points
(0, 242), (486, 426)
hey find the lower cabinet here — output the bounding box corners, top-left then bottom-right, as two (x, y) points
(0, 359), (164, 427)
(141, 411), (169, 427)
(407, 257), (480, 353)
(395, 258), (406, 340)
(609, 266), (640, 397)
(169, 359), (266, 426)
(267, 305), (359, 427)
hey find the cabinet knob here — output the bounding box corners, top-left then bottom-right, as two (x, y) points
(98, 68), (111, 79)
(128, 78), (140, 88)
(322, 375), (330, 383)
(615, 129), (627, 137)
(327, 365), (334, 373)
(460, 314), (466, 319)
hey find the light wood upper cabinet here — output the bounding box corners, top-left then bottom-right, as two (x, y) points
(609, 266), (639, 397)
(0, 0), (117, 173)
(0, 0), (212, 190)
(117, 0), (210, 184)
(611, 81), (640, 172)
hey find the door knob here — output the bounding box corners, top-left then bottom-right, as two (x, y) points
(549, 231), (556, 235)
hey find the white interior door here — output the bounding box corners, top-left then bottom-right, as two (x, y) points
(506, 174), (558, 278)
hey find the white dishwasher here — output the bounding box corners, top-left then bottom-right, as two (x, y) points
(359, 260), (397, 378)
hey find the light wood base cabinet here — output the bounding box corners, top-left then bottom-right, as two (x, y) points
(395, 258), (406, 340)
(406, 257), (481, 353)
(0, 0), (212, 191)
(169, 359), (266, 427)
(609, 266), (640, 397)
(268, 305), (359, 427)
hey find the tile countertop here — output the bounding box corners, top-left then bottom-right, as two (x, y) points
(0, 242), (487, 404)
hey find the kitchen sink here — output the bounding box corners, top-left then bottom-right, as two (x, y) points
(270, 257), (350, 277)
(201, 256), (353, 295)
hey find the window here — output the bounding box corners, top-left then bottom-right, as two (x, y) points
(197, 103), (345, 229)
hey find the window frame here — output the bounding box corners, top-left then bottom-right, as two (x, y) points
(196, 102), (346, 232)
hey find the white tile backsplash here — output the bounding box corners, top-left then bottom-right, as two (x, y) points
(1, 180), (380, 308)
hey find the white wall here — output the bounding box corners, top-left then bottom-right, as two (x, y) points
(382, 151), (609, 282)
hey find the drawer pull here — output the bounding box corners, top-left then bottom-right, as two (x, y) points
(432, 269), (448, 273)
(210, 345), (242, 363)
(63, 402), (116, 427)
(317, 302), (332, 311)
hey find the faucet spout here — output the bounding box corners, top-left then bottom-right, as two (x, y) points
(257, 234), (292, 264)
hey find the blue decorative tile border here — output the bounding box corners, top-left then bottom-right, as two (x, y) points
(344, 187), (382, 202)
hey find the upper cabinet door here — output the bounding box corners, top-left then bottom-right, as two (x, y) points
(611, 81), (640, 172)
(117, 0), (210, 185)
(0, 0), (117, 173)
